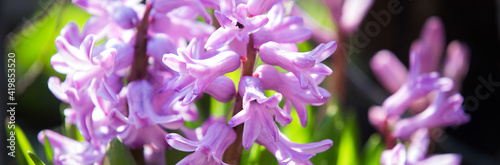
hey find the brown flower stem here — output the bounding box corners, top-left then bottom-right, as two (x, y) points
(126, 4), (152, 164)
(127, 4), (152, 83)
(331, 32), (346, 107)
(382, 119), (396, 149)
(223, 34), (257, 164)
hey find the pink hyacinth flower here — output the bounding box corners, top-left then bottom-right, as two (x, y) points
(370, 50), (408, 94)
(254, 65), (330, 127)
(205, 0), (269, 50)
(253, 3), (312, 48)
(165, 122), (236, 164)
(323, 0), (373, 34)
(381, 129), (462, 165)
(228, 76), (293, 149)
(162, 38), (240, 105)
(259, 41), (336, 99)
(382, 50), (454, 117)
(256, 128), (333, 165)
(392, 92), (470, 140)
(38, 130), (106, 165)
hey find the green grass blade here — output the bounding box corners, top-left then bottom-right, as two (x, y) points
(5, 120), (36, 165)
(102, 138), (137, 165)
(336, 112), (360, 165)
(28, 152), (46, 165)
(44, 135), (54, 164)
(363, 133), (386, 165)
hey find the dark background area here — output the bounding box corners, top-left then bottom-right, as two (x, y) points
(1, 0), (66, 163)
(1, 0), (500, 165)
(348, 0), (500, 165)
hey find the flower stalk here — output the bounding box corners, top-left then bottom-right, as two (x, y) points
(127, 4), (152, 83)
(223, 34), (257, 164)
(127, 4), (152, 164)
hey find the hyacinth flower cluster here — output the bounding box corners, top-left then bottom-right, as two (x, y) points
(368, 17), (470, 165)
(38, 0), (346, 164)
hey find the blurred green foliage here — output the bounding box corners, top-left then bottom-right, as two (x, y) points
(5, 122), (36, 165)
(43, 135), (53, 164)
(6, 2), (92, 151)
(103, 138), (138, 165)
(9, 2), (90, 78)
(28, 151), (46, 165)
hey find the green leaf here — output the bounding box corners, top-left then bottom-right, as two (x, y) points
(310, 102), (343, 165)
(297, 41), (315, 52)
(4, 120), (36, 165)
(280, 106), (315, 143)
(28, 152), (46, 165)
(64, 123), (85, 141)
(257, 145), (278, 165)
(102, 138), (137, 165)
(16, 124), (36, 165)
(224, 68), (241, 89)
(240, 143), (265, 165)
(336, 112), (360, 165)
(210, 97), (233, 118)
(9, 3), (90, 76)
(44, 135), (54, 164)
(363, 133), (386, 165)
(296, 0), (336, 29)
(165, 148), (190, 165)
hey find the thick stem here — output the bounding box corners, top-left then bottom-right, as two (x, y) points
(127, 4), (152, 83)
(331, 32), (346, 107)
(382, 119), (396, 148)
(318, 31), (346, 125)
(241, 35), (257, 76)
(223, 34), (257, 164)
(126, 4), (152, 165)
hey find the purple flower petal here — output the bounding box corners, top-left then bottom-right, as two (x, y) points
(206, 1), (268, 49)
(382, 51), (454, 117)
(112, 6), (139, 29)
(165, 133), (199, 151)
(443, 41), (470, 93)
(229, 76), (293, 149)
(127, 80), (184, 129)
(256, 129), (333, 164)
(414, 17), (446, 73)
(163, 38), (240, 105)
(181, 116), (226, 141)
(254, 65), (328, 127)
(381, 143), (406, 165)
(82, 16), (109, 39)
(38, 130), (106, 165)
(393, 92), (470, 139)
(254, 4), (312, 47)
(415, 154), (461, 165)
(205, 27), (236, 50)
(406, 129), (429, 164)
(48, 77), (71, 103)
(259, 41), (336, 99)
(370, 50), (408, 93)
(166, 122), (236, 164)
(247, 0), (277, 15)
(72, 0), (107, 15)
(153, 0), (212, 24)
(339, 0), (373, 34)
(242, 112), (263, 149)
(204, 76), (236, 102)
(60, 22), (83, 46)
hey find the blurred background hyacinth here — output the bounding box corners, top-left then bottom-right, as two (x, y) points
(1, 0), (500, 165)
